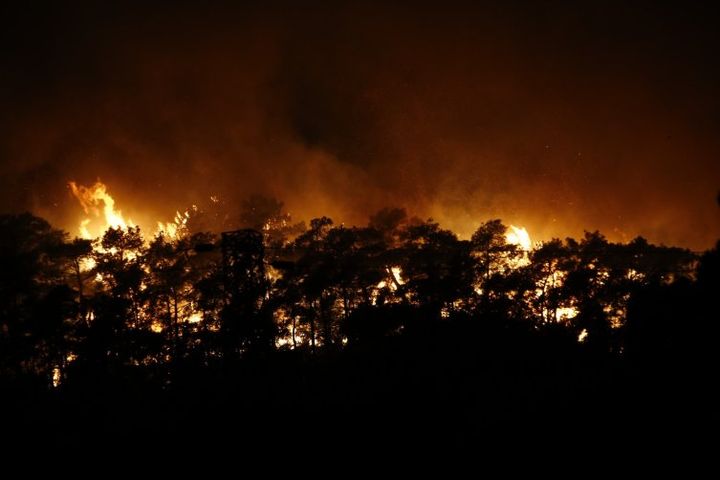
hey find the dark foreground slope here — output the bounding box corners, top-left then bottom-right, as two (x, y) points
(3, 315), (717, 457)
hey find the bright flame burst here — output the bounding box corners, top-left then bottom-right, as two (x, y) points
(69, 181), (205, 343)
(156, 209), (192, 240)
(376, 266), (405, 291)
(51, 366), (61, 388)
(69, 180), (190, 241)
(69, 181), (133, 239)
(372, 266), (405, 305)
(577, 328), (588, 343)
(506, 225), (532, 251)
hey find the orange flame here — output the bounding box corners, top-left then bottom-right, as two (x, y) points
(156, 209), (192, 240)
(506, 225), (532, 251)
(69, 181), (133, 239)
(69, 180), (205, 333)
(69, 180), (193, 241)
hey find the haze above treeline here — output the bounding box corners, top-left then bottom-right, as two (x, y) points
(1, 1), (718, 249)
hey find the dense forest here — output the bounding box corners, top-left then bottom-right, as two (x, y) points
(1, 197), (718, 451)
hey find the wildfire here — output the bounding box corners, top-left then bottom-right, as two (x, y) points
(69, 180), (191, 241)
(390, 266), (404, 286)
(577, 328), (588, 343)
(506, 225), (532, 251)
(156, 209), (192, 240)
(68, 180), (206, 348)
(372, 266), (405, 305)
(376, 266), (405, 291)
(69, 181), (133, 239)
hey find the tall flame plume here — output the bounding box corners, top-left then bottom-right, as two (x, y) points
(69, 181), (134, 240)
(506, 225), (532, 251)
(69, 180), (190, 242)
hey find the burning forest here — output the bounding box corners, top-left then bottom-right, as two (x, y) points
(1, 0), (719, 457)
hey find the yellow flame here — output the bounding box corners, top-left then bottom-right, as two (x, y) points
(70, 180), (195, 242)
(69, 181), (208, 334)
(376, 266), (405, 291)
(80, 257), (97, 272)
(156, 209), (191, 240)
(391, 266), (405, 286)
(506, 225), (532, 251)
(556, 306), (579, 322)
(577, 328), (588, 343)
(69, 181), (133, 239)
(373, 266), (405, 305)
(52, 366), (61, 388)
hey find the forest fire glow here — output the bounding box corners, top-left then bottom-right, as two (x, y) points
(156, 209), (192, 241)
(69, 181), (133, 240)
(506, 225), (532, 251)
(1, 1), (716, 444)
(69, 180), (190, 242)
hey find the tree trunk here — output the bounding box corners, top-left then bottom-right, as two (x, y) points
(320, 293), (332, 349)
(172, 292), (180, 361)
(74, 259), (86, 324)
(309, 304), (316, 353)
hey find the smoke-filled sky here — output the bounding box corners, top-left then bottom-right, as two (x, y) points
(1, 0), (718, 249)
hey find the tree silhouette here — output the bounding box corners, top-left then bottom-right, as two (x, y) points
(282, 217), (337, 350)
(526, 238), (573, 324)
(58, 238), (93, 324)
(221, 229), (274, 358)
(0, 214), (66, 379)
(397, 220), (474, 323)
(0, 207), (716, 446)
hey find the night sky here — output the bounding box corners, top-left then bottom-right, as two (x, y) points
(1, 0), (718, 249)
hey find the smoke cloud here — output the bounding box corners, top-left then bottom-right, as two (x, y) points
(1, 1), (718, 249)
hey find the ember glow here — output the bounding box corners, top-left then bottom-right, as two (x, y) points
(577, 329), (589, 343)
